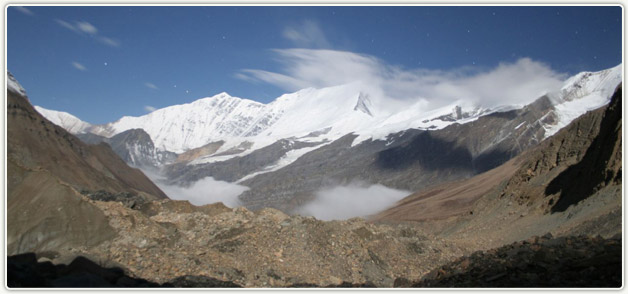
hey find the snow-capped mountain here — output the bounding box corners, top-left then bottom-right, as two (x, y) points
(544, 64), (622, 138)
(105, 64), (618, 154)
(7, 72), (27, 97)
(88, 93), (282, 153)
(33, 106), (93, 134)
(74, 83), (489, 156)
(36, 64), (621, 174)
(30, 64), (621, 212)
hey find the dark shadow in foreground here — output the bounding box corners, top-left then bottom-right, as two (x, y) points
(411, 234), (622, 288)
(7, 253), (241, 288)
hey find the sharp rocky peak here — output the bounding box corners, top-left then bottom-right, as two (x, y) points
(354, 92), (374, 117)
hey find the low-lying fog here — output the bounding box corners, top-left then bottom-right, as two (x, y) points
(144, 169), (409, 220)
(142, 169), (248, 208)
(297, 182), (410, 221)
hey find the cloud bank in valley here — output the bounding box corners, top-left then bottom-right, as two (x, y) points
(297, 183), (410, 221)
(143, 169), (248, 208)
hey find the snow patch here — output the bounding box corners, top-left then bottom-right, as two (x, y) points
(236, 142), (330, 183)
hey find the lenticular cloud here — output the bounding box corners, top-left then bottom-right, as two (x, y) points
(238, 49), (566, 112)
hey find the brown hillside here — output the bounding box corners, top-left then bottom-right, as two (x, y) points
(373, 85), (622, 249)
(7, 90), (166, 198)
(7, 86), (167, 256)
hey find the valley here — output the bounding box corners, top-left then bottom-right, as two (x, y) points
(6, 62), (623, 288)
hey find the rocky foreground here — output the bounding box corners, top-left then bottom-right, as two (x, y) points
(9, 196), (468, 288)
(9, 224), (622, 288)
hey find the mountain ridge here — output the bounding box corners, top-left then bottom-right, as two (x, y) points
(37, 64), (621, 157)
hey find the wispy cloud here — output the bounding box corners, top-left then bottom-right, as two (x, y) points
(71, 61), (87, 71)
(144, 105), (157, 112)
(282, 20), (330, 48)
(56, 19), (79, 33)
(99, 37), (120, 47)
(144, 82), (158, 90)
(241, 22), (566, 113)
(14, 6), (34, 16)
(238, 49), (566, 113)
(76, 21), (97, 35)
(55, 19), (120, 47)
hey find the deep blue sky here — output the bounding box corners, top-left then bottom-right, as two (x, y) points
(7, 6), (622, 124)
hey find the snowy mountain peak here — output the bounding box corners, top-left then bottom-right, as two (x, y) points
(7, 72), (27, 97)
(452, 105), (463, 120)
(559, 64), (622, 102)
(34, 106), (93, 134)
(88, 92), (278, 153)
(354, 92), (374, 117)
(544, 64), (622, 138)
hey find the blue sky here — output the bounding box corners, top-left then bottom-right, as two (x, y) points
(7, 6), (622, 124)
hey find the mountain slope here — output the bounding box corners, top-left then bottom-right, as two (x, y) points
(503, 84), (622, 213)
(7, 73), (167, 256)
(8, 88), (167, 197)
(374, 84), (622, 248)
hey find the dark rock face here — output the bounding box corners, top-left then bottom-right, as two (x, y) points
(499, 85), (622, 213)
(77, 128), (177, 168)
(546, 85), (622, 212)
(412, 235), (622, 288)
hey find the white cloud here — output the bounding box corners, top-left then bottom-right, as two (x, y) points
(297, 182), (410, 221)
(238, 69), (311, 91)
(144, 105), (157, 112)
(14, 6), (34, 16)
(144, 82), (158, 90)
(283, 20), (330, 48)
(159, 177), (247, 208)
(71, 61), (87, 71)
(99, 36), (120, 47)
(239, 48), (567, 112)
(140, 169), (247, 208)
(55, 19), (120, 47)
(76, 21), (97, 35)
(56, 19), (79, 33)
